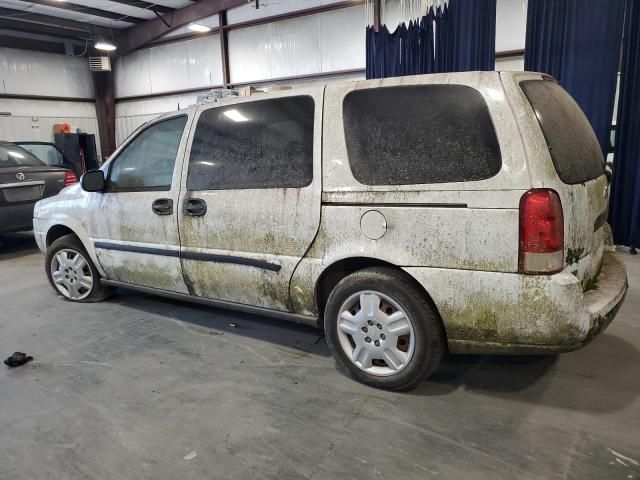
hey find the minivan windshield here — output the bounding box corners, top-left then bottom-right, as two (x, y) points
(0, 144), (46, 168)
(520, 80), (604, 184)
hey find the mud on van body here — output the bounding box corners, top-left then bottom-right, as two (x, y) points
(34, 71), (628, 390)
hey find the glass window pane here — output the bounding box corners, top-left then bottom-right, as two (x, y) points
(187, 96), (314, 191)
(342, 85), (502, 185)
(18, 144), (65, 167)
(0, 144), (45, 167)
(520, 80), (604, 184)
(109, 116), (187, 191)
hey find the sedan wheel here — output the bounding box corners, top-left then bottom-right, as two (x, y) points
(50, 248), (94, 301)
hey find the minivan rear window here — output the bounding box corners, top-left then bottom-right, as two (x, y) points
(342, 85), (502, 186)
(520, 80), (604, 185)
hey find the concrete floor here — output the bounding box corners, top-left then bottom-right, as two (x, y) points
(0, 232), (638, 480)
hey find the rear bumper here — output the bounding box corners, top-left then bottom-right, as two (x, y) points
(578, 251), (628, 345)
(404, 250), (628, 354)
(0, 203), (36, 234)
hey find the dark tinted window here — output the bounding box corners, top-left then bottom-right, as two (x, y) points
(520, 80), (604, 184)
(342, 85), (501, 185)
(108, 116), (187, 191)
(0, 144), (45, 167)
(187, 96), (314, 191)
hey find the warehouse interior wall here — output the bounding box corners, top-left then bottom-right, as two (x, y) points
(112, 0), (528, 144)
(0, 47), (102, 158)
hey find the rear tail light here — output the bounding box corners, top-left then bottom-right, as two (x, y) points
(519, 189), (564, 274)
(64, 170), (78, 187)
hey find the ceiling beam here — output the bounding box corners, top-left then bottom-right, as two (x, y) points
(14, 0), (145, 24)
(119, 0), (246, 54)
(106, 0), (174, 15)
(0, 7), (118, 37)
(0, 18), (87, 39)
(0, 33), (67, 53)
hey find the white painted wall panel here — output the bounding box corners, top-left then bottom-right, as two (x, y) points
(0, 47), (94, 98)
(229, 6), (366, 84)
(185, 36), (224, 89)
(115, 36), (223, 98)
(0, 99), (101, 158)
(227, 0), (347, 24)
(496, 56), (525, 71)
(318, 7), (366, 72)
(496, 0), (527, 52)
(229, 17), (321, 84)
(115, 92), (203, 144)
(115, 49), (152, 98)
(148, 42), (191, 93)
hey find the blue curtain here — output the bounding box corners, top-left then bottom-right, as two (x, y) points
(365, 0), (496, 79)
(610, 1), (640, 252)
(446, 0), (496, 71)
(366, 8), (444, 79)
(524, 0), (626, 154)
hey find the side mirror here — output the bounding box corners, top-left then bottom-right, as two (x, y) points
(81, 169), (105, 192)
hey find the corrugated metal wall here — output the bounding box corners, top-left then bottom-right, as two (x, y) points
(0, 99), (101, 155)
(113, 0), (527, 144)
(115, 93), (204, 145)
(114, 35), (224, 98)
(0, 47), (94, 98)
(0, 48), (100, 155)
(228, 6), (366, 84)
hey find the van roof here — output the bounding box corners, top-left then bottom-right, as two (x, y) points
(160, 71), (544, 117)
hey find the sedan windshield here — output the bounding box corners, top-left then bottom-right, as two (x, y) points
(0, 144), (46, 168)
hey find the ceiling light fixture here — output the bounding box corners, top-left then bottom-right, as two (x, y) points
(188, 23), (211, 33)
(95, 41), (117, 51)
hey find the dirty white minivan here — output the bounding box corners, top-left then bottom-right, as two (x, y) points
(34, 72), (628, 390)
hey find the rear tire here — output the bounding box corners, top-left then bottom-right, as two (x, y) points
(324, 267), (446, 391)
(45, 234), (113, 303)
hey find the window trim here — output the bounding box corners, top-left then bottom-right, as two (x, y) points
(186, 95), (315, 192)
(105, 114), (188, 193)
(341, 84), (503, 187)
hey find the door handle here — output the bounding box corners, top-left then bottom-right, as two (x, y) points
(183, 198), (207, 217)
(152, 198), (173, 215)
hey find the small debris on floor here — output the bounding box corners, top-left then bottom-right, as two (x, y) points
(209, 330), (224, 335)
(4, 352), (34, 367)
(183, 451), (198, 461)
(229, 322), (238, 328)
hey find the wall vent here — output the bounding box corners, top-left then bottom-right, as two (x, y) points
(89, 56), (111, 72)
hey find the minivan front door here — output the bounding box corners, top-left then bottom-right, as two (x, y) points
(177, 89), (323, 311)
(89, 115), (191, 293)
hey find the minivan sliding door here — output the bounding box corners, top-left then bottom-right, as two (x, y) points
(177, 89), (323, 311)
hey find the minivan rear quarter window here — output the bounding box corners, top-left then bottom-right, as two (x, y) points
(187, 96), (314, 191)
(342, 85), (501, 185)
(520, 80), (604, 185)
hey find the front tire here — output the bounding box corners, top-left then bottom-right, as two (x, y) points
(324, 267), (445, 390)
(45, 234), (113, 303)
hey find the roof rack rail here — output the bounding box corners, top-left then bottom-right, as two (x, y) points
(196, 85), (294, 105)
